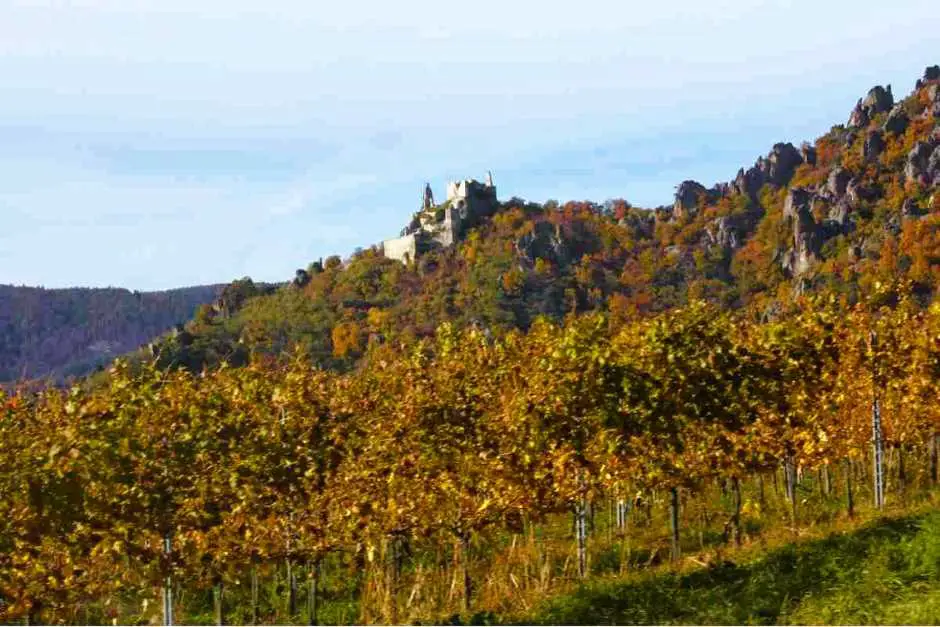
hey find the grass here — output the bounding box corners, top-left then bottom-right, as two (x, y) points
(522, 508), (940, 625)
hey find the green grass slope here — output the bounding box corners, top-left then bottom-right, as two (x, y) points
(526, 510), (940, 625)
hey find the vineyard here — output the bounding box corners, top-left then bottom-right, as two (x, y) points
(3, 283), (940, 625)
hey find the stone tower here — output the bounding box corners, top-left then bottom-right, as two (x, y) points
(422, 182), (435, 211)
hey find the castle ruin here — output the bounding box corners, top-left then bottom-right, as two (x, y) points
(381, 172), (498, 263)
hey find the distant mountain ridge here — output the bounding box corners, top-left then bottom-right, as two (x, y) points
(0, 284), (224, 384)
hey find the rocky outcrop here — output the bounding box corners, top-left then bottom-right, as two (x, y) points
(883, 105), (909, 136)
(781, 188), (822, 277)
(732, 142), (802, 199)
(916, 65), (940, 89)
(865, 85), (894, 113)
(617, 210), (656, 239)
(780, 183), (858, 276)
(902, 198), (923, 219)
(847, 178), (877, 205)
(783, 187), (813, 222)
(904, 140), (940, 185)
(848, 85), (894, 127)
(764, 142), (803, 186)
(516, 220), (569, 265)
(673, 180), (709, 218)
(705, 216), (740, 251)
(828, 198), (853, 227)
(734, 165), (765, 198)
(863, 130), (885, 161)
(801, 142), (817, 166)
(827, 167), (852, 197)
(842, 129), (858, 150)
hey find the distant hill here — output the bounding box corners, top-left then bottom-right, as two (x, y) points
(0, 284), (224, 384)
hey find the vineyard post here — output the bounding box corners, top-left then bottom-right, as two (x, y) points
(286, 512), (298, 621)
(931, 434), (939, 486)
(784, 455), (797, 526)
(930, 435), (939, 486)
(669, 487), (680, 562)
(871, 330), (885, 510)
(576, 499), (588, 578)
(898, 444), (906, 500)
(213, 578), (224, 626)
(460, 531), (472, 613)
(306, 559), (320, 626)
(872, 397), (885, 510)
(844, 458), (854, 518)
(287, 558), (297, 621)
(731, 476), (742, 546)
(615, 493), (629, 535)
(250, 562), (259, 625)
(607, 497), (614, 543)
(384, 535), (399, 624)
(162, 534), (173, 627)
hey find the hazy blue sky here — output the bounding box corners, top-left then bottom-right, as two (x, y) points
(1, 0), (938, 290)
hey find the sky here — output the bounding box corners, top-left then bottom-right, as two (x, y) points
(1, 0), (939, 291)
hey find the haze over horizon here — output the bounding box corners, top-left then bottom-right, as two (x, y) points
(2, 0), (939, 291)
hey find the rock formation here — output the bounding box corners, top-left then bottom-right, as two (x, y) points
(848, 84), (894, 127)
(515, 221), (569, 265)
(904, 140), (940, 185)
(781, 188), (822, 276)
(863, 130), (885, 161)
(827, 167), (851, 198)
(883, 104), (909, 136)
(801, 142), (817, 166)
(916, 65), (940, 89)
(673, 180), (709, 218)
(732, 142), (802, 199)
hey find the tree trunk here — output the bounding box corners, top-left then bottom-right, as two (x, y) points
(757, 473), (765, 508)
(669, 487), (681, 562)
(213, 579), (224, 626)
(26, 601), (42, 626)
(306, 559), (320, 626)
(821, 465), (832, 496)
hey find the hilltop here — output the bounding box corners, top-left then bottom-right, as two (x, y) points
(147, 65), (940, 374)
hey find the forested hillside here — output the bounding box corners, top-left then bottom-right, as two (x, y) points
(154, 66), (940, 373)
(0, 284), (223, 384)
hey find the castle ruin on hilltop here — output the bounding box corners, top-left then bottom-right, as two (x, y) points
(381, 172), (498, 263)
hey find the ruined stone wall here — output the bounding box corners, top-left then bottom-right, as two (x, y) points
(381, 233), (418, 263)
